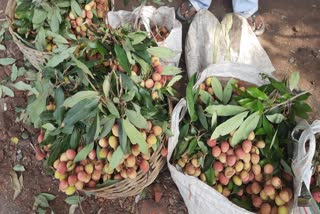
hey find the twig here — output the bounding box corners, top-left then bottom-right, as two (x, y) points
(77, 191), (85, 214)
(264, 90), (312, 114)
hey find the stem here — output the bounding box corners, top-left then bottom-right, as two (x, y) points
(264, 90), (312, 114)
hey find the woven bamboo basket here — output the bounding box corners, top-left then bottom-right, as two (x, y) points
(83, 99), (173, 199)
(5, 0), (50, 71)
(84, 139), (166, 199)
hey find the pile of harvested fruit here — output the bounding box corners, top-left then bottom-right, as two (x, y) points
(12, 0), (109, 51)
(151, 26), (170, 42)
(10, 20), (182, 197)
(172, 73), (313, 213)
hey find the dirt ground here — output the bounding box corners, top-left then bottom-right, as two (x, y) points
(0, 0), (319, 213)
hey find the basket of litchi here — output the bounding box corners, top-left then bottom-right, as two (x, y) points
(107, 5), (182, 66)
(167, 63), (317, 213)
(21, 24), (183, 198)
(5, 0), (109, 70)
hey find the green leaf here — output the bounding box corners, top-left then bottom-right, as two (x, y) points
(63, 91), (100, 108)
(70, 129), (80, 150)
(205, 105), (247, 116)
(128, 31), (148, 45)
(106, 101), (120, 118)
(46, 52), (70, 67)
(70, 0), (82, 16)
(85, 114), (98, 144)
(211, 111), (249, 139)
(65, 196), (83, 205)
(74, 142), (94, 162)
(72, 56), (94, 78)
(123, 119), (148, 154)
(231, 112), (260, 146)
(46, 31), (69, 44)
(115, 45), (130, 73)
(53, 88), (65, 124)
(99, 117), (115, 138)
(162, 66), (183, 75)
(103, 75), (111, 99)
(147, 47), (176, 59)
(289, 72), (300, 91)
(42, 123), (56, 131)
(1, 85), (14, 97)
(280, 159), (293, 176)
(187, 138), (198, 155)
(211, 77), (223, 101)
(39, 193), (56, 201)
(118, 119), (129, 154)
(50, 10), (60, 33)
(125, 108), (148, 129)
(0, 44), (5, 50)
(246, 87), (268, 100)
(269, 129), (278, 149)
(211, 112), (217, 128)
(205, 168), (215, 186)
(198, 141), (208, 154)
(34, 195), (49, 208)
(0, 58), (16, 65)
(108, 146), (125, 172)
(167, 75), (182, 87)
(13, 164), (25, 172)
(223, 78), (236, 104)
(199, 90), (212, 105)
(32, 9), (47, 24)
(186, 74), (197, 122)
(266, 114), (285, 124)
(11, 81), (38, 95)
(11, 64), (18, 81)
(132, 54), (151, 76)
(197, 105), (208, 130)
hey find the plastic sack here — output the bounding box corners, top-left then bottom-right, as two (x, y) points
(167, 63), (319, 214)
(185, 10), (274, 77)
(107, 6), (182, 66)
(291, 120), (320, 214)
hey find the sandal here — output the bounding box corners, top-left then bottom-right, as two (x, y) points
(247, 12), (265, 36)
(176, 0), (197, 22)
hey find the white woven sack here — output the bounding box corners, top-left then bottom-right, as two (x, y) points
(168, 63), (318, 214)
(107, 6), (182, 66)
(185, 10), (275, 78)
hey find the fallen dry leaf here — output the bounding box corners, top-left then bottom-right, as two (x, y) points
(68, 204), (78, 214)
(153, 184), (163, 203)
(10, 170), (23, 200)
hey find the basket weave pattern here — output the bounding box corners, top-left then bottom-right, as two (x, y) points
(5, 0), (49, 71)
(83, 141), (166, 199)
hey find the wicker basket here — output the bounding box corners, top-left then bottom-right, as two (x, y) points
(83, 98), (172, 199)
(84, 139), (166, 199)
(5, 0), (49, 71)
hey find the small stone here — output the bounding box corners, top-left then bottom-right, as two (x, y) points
(288, 57), (295, 63)
(169, 197), (175, 205)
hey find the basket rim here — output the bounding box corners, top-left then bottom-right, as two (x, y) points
(82, 131), (167, 194)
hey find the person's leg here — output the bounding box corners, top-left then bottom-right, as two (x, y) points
(176, 0), (212, 21)
(232, 0), (265, 35)
(232, 0), (258, 18)
(189, 0), (212, 11)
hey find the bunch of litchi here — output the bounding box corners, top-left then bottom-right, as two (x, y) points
(36, 121), (167, 196)
(67, 0), (108, 38)
(140, 56), (173, 100)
